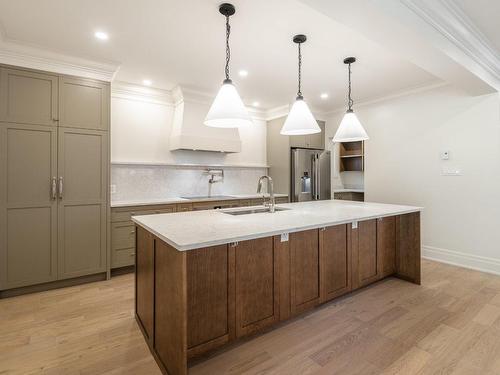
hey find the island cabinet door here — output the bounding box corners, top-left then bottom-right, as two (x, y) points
(186, 244), (235, 359)
(395, 212), (421, 285)
(290, 229), (320, 316)
(319, 224), (351, 303)
(135, 226), (154, 344)
(234, 237), (279, 338)
(377, 216), (397, 278)
(352, 219), (378, 289)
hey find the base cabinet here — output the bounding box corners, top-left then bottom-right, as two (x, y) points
(136, 212), (421, 375)
(290, 229), (320, 315)
(320, 224), (351, 302)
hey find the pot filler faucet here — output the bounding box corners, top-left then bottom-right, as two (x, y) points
(257, 175), (275, 213)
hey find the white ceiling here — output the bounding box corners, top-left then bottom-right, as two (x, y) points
(0, 0), (441, 111)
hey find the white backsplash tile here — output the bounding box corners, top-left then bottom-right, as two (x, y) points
(111, 164), (268, 201)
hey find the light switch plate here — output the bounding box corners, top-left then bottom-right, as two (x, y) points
(281, 233), (289, 242)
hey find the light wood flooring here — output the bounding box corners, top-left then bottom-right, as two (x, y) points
(1, 260), (500, 375)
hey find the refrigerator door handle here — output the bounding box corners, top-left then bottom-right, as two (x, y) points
(316, 153), (320, 199)
(311, 154), (316, 200)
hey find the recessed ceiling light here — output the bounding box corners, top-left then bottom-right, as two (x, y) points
(320, 93), (329, 99)
(143, 79), (152, 86)
(252, 101), (260, 107)
(238, 70), (249, 77)
(94, 31), (109, 41)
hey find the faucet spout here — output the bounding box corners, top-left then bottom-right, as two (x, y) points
(257, 175), (275, 213)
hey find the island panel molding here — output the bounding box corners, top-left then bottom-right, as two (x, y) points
(134, 204), (421, 375)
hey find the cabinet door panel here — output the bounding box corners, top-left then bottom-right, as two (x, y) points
(396, 213), (421, 284)
(59, 77), (109, 131)
(58, 128), (107, 278)
(0, 68), (58, 126)
(377, 216), (396, 278)
(356, 219), (378, 288)
(136, 226), (154, 343)
(0, 124), (57, 289)
(320, 224), (351, 302)
(235, 237), (278, 337)
(290, 229), (320, 315)
(187, 245), (231, 350)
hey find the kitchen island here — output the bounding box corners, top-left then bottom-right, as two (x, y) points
(132, 200), (422, 375)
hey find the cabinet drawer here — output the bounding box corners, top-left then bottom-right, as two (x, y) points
(177, 203), (193, 212)
(111, 205), (176, 222)
(275, 196), (289, 204)
(111, 223), (136, 250)
(192, 200), (238, 211)
(112, 247), (135, 268)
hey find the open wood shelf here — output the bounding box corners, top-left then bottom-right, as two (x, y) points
(339, 141), (364, 172)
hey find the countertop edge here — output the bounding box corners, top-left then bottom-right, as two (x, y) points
(132, 207), (422, 252)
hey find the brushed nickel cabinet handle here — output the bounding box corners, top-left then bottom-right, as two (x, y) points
(51, 177), (57, 200)
(58, 177), (63, 199)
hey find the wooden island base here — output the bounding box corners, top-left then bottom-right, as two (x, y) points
(135, 212), (420, 375)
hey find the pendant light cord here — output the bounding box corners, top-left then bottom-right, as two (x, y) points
(225, 15), (231, 81)
(297, 42), (302, 98)
(347, 62), (353, 111)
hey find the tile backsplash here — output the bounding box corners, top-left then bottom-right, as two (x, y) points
(111, 164), (268, 202)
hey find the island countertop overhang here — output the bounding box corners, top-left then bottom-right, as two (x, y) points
(131, 200), (423, 251)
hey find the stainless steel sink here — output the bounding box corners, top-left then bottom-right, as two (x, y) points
(221, 207), (290, 216)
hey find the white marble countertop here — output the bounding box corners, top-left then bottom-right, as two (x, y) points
(132, 200), (422, 251)
(111, 193), (288, 208)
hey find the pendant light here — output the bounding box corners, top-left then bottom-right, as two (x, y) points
(280, 35), (320, 135)
(332, 57), (369, 142)
(204, 3), (252, 128)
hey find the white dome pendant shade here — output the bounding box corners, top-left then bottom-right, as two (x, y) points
(332, 109), (368, 142)
(281, 34), (321, 136)
(204, 3), (252, 129)
(332, 57), (369, 143)
(205, 79), (252, 128)
(281, 97), (320, 135)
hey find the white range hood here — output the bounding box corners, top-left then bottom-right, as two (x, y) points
(169, 86), (242, 153)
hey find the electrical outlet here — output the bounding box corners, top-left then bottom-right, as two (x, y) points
(441, 168), (462, 176)
(110, 184), (116, 194)
(352, 221), (358, 229)
(281, 233), (289, 242)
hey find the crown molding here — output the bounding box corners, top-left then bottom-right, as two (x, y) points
(401, 0), (500, 88)
(322, 80), (447, 117)
(112, 81), (174, 105)
(0, 31), (120, 81)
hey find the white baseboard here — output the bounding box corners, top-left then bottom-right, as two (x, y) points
(422, 245), (500, 276)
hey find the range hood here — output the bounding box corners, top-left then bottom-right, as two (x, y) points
(169, 86), (242, 153)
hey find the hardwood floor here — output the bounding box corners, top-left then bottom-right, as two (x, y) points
(2, 260), (500, 374)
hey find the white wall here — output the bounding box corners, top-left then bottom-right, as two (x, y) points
(109, 85), (269, 201)
(110, 89), (267, 167)
(326, 85), (500, 274)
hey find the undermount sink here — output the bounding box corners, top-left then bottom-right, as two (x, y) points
(221, 207), (290, 216)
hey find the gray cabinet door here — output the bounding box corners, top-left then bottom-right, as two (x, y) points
(57, 127), (107, 279)
(59, 77), (109, 131)
(0, 67), (58, 126)
(0, 124), (58, 289)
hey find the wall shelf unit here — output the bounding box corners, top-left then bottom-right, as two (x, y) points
(339, 141), (364, 172)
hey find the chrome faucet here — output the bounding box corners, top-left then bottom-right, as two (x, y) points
(257, 175), (275, 213)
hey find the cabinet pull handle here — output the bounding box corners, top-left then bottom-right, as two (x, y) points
(58, 177), (63, 199)
(130, 253), (136, 257)
(130, 230), (135, 235)
(51, 177), (57, 200)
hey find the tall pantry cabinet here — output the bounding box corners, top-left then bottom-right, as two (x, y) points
(0, 65), (110, 292)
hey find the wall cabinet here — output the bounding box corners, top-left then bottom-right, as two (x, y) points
(289, 121), (325, 149)
(0, 65), (110, 293)
(0, 68), (59, 126)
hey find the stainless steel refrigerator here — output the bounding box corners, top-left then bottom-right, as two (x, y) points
(291, 148), (331, 202)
